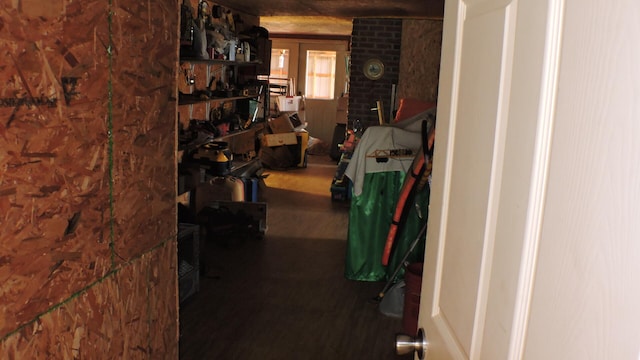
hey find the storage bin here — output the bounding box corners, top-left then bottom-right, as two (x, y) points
(277, 95), (303, 112)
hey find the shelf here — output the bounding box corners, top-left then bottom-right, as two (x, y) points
(177, 123), (265, 162)
(213, 125), (262, 142)
(180, 58), (262, 66)
(177, 94), (256, 106)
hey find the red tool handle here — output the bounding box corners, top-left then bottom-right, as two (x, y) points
(381, 153), (425, 266)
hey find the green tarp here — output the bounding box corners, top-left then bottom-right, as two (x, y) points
(345, 171), (430, 281)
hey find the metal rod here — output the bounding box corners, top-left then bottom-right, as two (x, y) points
(372, 220), (427, 303)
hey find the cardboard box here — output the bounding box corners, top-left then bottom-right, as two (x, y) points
(337, 95), (349, 111)
(336, 109), (348, 124)
(263, 132), (298, 147)
(336, 95), (348, 124)
(225, 128), (256, 155)
(260, 131), (308, 169)
(277, 96), (303, 112)
(268, 114), (295, 134)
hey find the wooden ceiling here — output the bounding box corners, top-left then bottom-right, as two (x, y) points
(213, 0), (445, 35)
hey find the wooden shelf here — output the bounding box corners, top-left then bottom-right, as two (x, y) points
(179, 58), (262, 66)
(177, 94), (256, 106)
(177, 123), (265, 160)
(212, 124), (262, 142)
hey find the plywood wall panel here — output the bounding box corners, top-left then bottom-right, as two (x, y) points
(148, 239), (179, 357)
(397, 19), (443, 102)
(0, 241), (178, 359)
(0, 1), (113, 335)
(110, 0), (178, 261)
(1, 0), (179, 356)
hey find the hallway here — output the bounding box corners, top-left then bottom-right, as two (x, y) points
(179, 154), (411, 359)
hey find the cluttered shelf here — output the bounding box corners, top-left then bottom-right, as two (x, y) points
(178, 155), (260, 177)
(177, 150), (264, 198)
(178, 123), (265, 152)
(176, 0), (272, 304)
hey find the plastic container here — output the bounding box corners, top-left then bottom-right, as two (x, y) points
(277, 96), (303, 112)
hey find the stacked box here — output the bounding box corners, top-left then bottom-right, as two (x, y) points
(268, 113), (295, 133)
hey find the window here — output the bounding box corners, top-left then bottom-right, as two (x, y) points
(305, 50), (336, 100)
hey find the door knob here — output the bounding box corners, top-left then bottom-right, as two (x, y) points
(396, 328), (428, 359)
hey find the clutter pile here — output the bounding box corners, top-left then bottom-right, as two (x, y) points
(259, 96), (309, 170)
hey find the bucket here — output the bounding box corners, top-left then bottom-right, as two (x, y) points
(402, 262), (423, 335)
(196, 141), (231, 175)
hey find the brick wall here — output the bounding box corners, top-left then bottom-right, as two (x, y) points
(349, 18), (403, 129)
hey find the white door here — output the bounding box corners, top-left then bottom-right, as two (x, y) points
(418, 0), (640, 358)
(298, 42), (350, 144)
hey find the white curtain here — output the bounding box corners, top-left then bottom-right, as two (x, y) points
(306, 51), (336, 99)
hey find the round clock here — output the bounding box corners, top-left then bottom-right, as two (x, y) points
(363, 58), (385, 80)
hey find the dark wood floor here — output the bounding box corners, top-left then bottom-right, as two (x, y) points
(179, 154), (411, 360)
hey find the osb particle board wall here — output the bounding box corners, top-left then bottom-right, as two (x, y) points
(397, 19), (443, 103)
(0, 0), (179, 357)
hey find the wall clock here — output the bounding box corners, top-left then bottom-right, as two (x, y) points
(363, 58), (385, 80)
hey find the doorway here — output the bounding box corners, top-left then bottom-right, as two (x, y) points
(270, 39), (350, 145)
